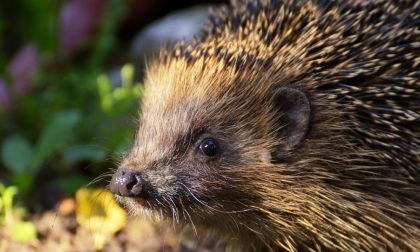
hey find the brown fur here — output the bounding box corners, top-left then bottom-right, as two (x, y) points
(115, 0), (420, 251)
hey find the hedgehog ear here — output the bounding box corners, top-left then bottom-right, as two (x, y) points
(270, 87), (310, 159)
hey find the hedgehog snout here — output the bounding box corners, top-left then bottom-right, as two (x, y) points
(110, 168), (144, 197)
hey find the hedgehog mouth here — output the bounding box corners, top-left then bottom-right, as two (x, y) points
(125, 192), (162, 211)
(124, 195), (198, 225)
(133, 198), (149, 208)
(130, 184), (225, 222)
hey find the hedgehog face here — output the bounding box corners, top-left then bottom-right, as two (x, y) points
(110, 110), (255, 221)
(110, 59), (311, 232)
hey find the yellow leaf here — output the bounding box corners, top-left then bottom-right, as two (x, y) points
(75, 188), (127, 250)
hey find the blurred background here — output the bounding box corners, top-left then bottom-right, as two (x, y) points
(0, 0), (225, 251)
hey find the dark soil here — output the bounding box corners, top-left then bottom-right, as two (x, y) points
(0, 208), (225, 252)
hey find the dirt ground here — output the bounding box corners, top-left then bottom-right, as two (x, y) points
(0, 210), (227, 252)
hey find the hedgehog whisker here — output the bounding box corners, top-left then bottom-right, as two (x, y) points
(163, 197), (178, 229)
(164, 197), (176, 228)
(179, 197), (198, 236)
(179, 182), (253, 214)
(155, 198), (164, 207)
(168, 197), (180, 223)
(88, 171), (114, 187)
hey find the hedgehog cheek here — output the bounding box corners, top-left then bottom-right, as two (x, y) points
(270, 87), (310, 159)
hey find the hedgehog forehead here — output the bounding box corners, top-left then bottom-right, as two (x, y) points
(145, 56), (278, 124)
(134, 57), (274, 163)
(133, 61), (219, 161)
(143, 56), (251, 113)
(148, 56), (237, 91)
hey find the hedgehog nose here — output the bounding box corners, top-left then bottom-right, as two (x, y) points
(110, 168), (143, 197)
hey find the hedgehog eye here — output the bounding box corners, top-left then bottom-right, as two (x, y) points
(199, 138), (219, 157)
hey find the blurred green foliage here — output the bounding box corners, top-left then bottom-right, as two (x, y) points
(0, 182), (37, 242)
(0, 183), (18, 225)
(0, 0), (142, 200)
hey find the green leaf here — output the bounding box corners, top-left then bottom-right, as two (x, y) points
(97, 75), (113, 112)
(2, 186), (18, 211)
(10, 174), (33, 195)
(132, 84), (143, 98)
(31, 111), (81, 171)
(1, 135), (34, 174)
(121, 64), (134, 88)
(2, 186), (18, 225)
(112, 87), (127, 101)
(11, 221), (37, 242)
(63, 145), (106, 164)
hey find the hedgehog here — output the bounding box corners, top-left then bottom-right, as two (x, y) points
(110, 0), (420, 251)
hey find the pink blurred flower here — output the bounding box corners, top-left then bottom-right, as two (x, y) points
(0, 78), (12, 109)
(59, 0), (107, 56)
(9, 43), (40, 94)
